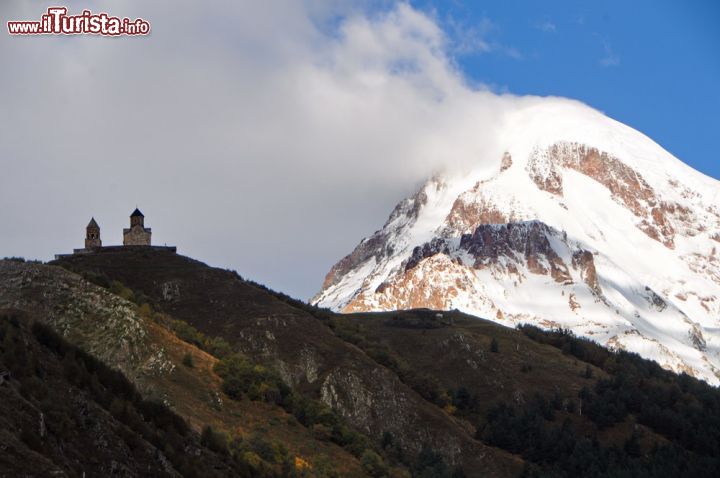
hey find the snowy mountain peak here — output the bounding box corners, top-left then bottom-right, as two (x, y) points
(313, 101), (720, 385)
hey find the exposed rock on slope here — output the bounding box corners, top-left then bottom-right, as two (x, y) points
(0, 260), (159, 381)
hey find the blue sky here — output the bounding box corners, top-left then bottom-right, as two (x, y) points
(413, 0), (720, 178)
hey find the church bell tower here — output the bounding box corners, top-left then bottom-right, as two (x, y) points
(85, 218), (101, 249)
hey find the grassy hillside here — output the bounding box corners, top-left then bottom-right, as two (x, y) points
(0, 258), (366, 477)
(42, 249), (720, 477)
(52, 249), (522, 477)
(0, 310), (243, 477)
(325, 310), (720, 476)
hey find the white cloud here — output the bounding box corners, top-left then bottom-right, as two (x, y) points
(535, 20), (557, 33)
(446, 15), (522, 60)
(0, 0), (577, 298)
(600, 41), (620, 67)
(447, 16), (494, 55)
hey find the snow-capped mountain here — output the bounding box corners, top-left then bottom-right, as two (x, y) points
(313, 99), (720, 385)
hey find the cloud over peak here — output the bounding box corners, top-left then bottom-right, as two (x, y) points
(0, 0), (592, 298)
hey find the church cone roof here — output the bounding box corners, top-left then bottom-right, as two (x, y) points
(87, 217), (99, 228)
(131, 208), (144, 217)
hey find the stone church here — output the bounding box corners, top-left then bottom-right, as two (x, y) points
(123, 208), (152, 246)
(56, 208), (176, 258)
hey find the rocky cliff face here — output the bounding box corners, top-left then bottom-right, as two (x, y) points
(313, 100), (720, 385)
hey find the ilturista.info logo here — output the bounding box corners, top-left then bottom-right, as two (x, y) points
(7, 7), (150, 36)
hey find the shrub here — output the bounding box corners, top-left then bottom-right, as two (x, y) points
(182, 353), (194, 368)
(80, 271), (112, 289)
(361, 449), (387, 477)
(200, 425), (228, 454)
(312, 423), (333, 441)
(169, 320), (233, 359)
(109, 280), (135, 302)
(381, 431), (394, 449)
(413, 446), (450, 477)
(4, 256), (26, 263)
